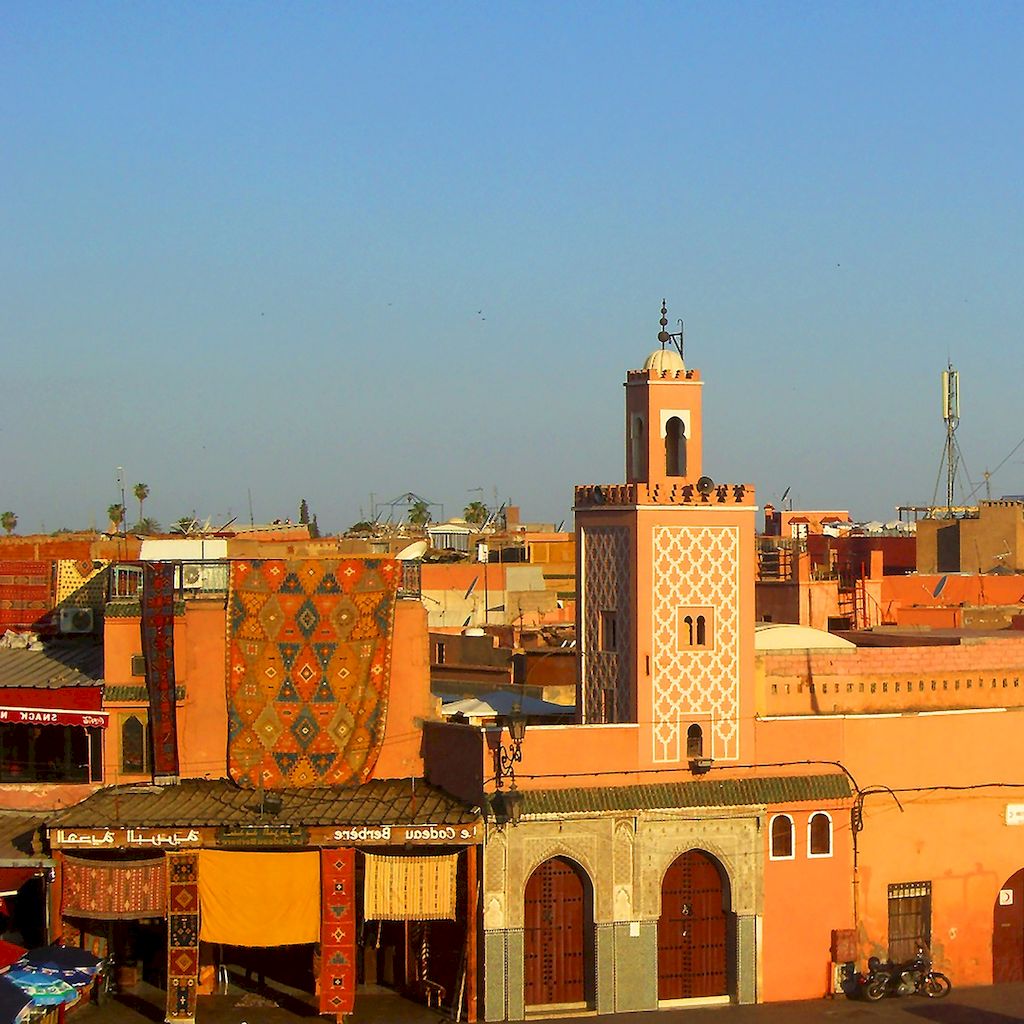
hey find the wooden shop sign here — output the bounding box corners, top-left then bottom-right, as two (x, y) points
(51, 827), (202, 849)
(310, 822), (482, 846)
(214, 824), (310, 847)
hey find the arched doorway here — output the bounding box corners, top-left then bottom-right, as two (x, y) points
(994, 867), (1024, 982)
(665, 416), (687, 477)
(658, 849), (730, 1002)
(523, 856), (593, 1008)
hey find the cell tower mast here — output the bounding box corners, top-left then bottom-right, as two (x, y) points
(941, 363), (960, 514)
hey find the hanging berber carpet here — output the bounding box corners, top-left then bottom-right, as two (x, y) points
(226, 558), (399, 788)
(141, 561), (180, 779)
(166, 851), (200, 1024)
(319, 847), (356, 1018)
(61, 856), (166, 920)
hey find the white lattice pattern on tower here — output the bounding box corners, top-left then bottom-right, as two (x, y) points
(582, 526), (632, 723)
(651, 525), (740, 762)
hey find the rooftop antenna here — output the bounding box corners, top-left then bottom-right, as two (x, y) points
(116, 466), (127, 544)
(247, 488), (255, 527)
(657, 299), (684, 361)
(941, 362), (961, 515)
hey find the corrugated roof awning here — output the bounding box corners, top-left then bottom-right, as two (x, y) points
(49, 778), (479, 830)
(0, 645), (103, 688)
(495, 773), (854, 818)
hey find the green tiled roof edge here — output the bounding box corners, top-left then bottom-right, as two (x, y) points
(105, 600), (186, 618)
(497, 773), (852, 817)
(104, 685), (186, 702)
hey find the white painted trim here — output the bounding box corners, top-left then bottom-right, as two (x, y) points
(768, 813), (796, 861)
(659, 408), (692, 440)
(807, 810), (833, 859)
(658, 995), (730, 1009)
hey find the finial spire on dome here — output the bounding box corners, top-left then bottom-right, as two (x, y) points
(655, 299), (684, 361)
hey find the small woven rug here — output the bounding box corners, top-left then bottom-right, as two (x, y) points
(235, 993), (279, 1008)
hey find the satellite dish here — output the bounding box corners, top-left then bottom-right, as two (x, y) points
(396, 540), (427, 561)
(696, 476), (715, 496)
(932, 575), (948, 598)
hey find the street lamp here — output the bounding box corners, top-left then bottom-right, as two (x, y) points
(495, 705), (527, 789)
(495, 786), (525, 827)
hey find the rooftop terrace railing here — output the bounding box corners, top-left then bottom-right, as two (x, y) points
(108, 561), (229, 601)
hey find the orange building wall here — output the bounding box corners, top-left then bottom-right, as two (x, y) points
(754, 669), (1024, 986)
(102, 598), (228, 783)
(102, 587), (430, 785)
(421, 563), (508, 592)
(175, 601), (228, 781)
(0, 783), (98, 812)
(880, 573), (1024, 624)
(371, 599), (431, 780)
(761, 802), (854, 1001)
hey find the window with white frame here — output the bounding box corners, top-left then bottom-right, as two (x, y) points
(769, 813), (795, 860)
(808, 811), (833, 857)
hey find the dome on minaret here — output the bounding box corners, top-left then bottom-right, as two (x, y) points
(642, 347), (685, 373)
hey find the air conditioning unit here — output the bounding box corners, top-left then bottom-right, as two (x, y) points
(181, 564), (204, 589)
(59, 607), (95, 634)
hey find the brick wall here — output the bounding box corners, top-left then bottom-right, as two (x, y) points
(759, 636), (1024, 715)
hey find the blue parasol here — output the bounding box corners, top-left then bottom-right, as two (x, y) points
(2, 968), (78, 1006)
(21, 946), (101, 974)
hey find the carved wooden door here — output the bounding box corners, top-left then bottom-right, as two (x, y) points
(524, 857), (585, 1006)
(658, 849), (728, 1000)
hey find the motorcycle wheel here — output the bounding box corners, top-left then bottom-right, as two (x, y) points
(863, 977), (888, 1001)
(921, 973), (952, 998)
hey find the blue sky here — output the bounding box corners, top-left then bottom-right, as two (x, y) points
(3, 3), (1023, 533)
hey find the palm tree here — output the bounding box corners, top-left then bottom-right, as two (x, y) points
(173, 514), (197, 535)
(134, 483), (149, 526)
(134, 517), (162, 535)
(107, 503), (125, 533)
(1, 511), (16, 535)
(464, 501), (488, 527)
(408, 500), (431, 528)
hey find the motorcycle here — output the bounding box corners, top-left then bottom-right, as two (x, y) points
(861, 946), (951, 1000)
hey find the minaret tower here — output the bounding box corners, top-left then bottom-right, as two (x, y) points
(625, 300), (704, 486)
(575, 303), (757, 770)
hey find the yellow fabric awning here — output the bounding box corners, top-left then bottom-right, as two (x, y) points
(364, 852), (458, 921)
(198, 850), (320, 946)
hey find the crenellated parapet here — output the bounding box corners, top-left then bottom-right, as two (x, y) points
(626, 367), (701, 383)
(575, 481), (755, 508)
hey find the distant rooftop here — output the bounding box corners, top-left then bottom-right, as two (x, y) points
(0, 637), (103, 688)
(755, 623), (856, 651)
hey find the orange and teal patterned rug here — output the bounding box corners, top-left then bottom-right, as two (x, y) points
(226, 558), (399, 788)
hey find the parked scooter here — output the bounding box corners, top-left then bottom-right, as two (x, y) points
(861, 946), (951, 1000)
